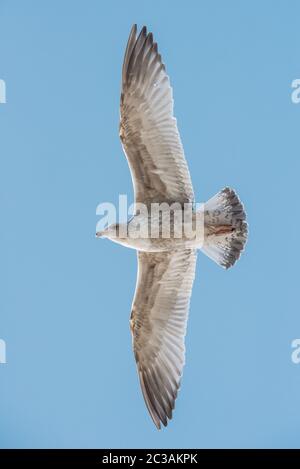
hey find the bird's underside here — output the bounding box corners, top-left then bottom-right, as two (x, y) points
(105, 24), (248, 429)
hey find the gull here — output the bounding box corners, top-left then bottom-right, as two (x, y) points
(96, 25), (248, 429)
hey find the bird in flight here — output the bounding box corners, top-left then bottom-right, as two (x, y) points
(96, 24), (248, 429)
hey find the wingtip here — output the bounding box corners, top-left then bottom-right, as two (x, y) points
(130, 24), (149, 37)
(128, 24), (137, 42)
(155, 416), (171, 430)
(154, 420), (161, 430)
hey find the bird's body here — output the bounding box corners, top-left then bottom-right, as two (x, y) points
(97, 25), (248, 429)
(98, 208), (204, 251)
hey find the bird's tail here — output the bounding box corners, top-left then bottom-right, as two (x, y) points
(201, 187), (248, 269)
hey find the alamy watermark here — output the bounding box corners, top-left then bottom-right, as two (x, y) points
(291, 79), (300, 104)
(96, 195), (205, 243)
(0, 339), (6, 364)
(291, 339), (300, 364)
(0, 79), (6, 104)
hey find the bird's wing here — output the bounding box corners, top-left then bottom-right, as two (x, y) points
(120, 25), (194, 208)
(130, 249), (197, 429)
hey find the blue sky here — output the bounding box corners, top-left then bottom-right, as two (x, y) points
(1, 0), (300, 448)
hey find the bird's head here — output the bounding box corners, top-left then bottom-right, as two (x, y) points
(96, 222), (127, 240)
